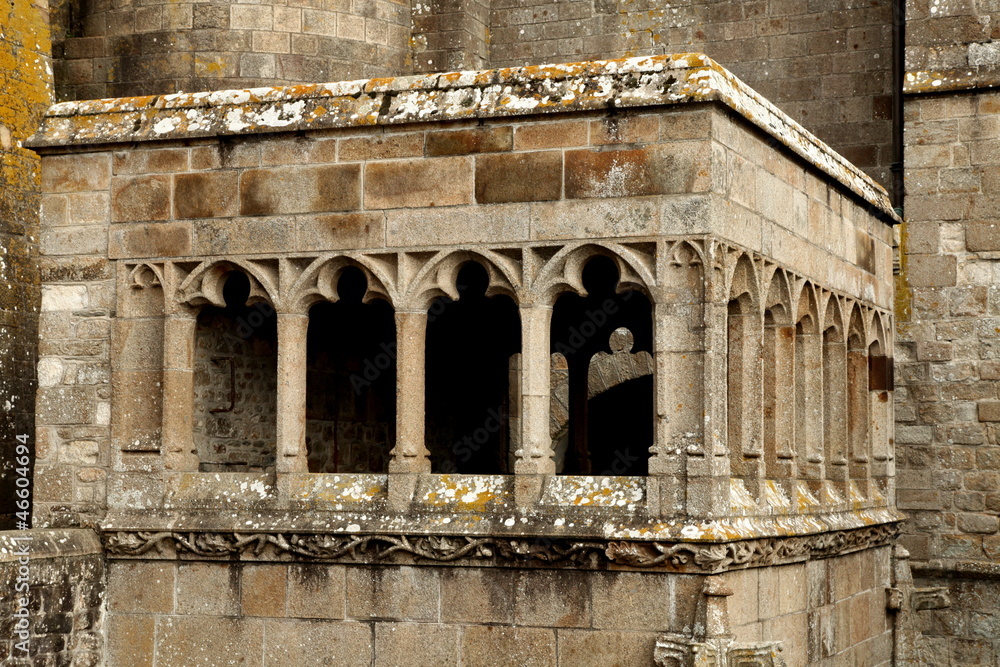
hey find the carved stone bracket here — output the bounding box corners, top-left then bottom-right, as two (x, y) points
(101, 522), (900, 571)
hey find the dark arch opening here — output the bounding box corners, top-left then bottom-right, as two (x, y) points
(550, 256), (653, 475)
(425, 262), (521, 474)
(193, 271), (277, 472)
(306, 266), (396, 473)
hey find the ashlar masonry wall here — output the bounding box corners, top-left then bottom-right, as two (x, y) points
(897, 71), (1000, 665)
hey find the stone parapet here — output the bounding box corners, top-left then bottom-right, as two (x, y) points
(28, 54), (899, 224)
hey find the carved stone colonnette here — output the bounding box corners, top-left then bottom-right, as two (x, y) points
(101, 522), (900, 572)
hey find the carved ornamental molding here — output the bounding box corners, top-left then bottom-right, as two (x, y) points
(102, 522), (900, 572)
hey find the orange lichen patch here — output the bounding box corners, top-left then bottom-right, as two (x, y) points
(418, 475), (504, 512)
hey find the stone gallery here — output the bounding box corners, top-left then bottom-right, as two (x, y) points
(2, 0), (1000, 665)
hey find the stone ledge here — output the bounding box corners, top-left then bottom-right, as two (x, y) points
(26, 54), (898, 224)
(99, 522), (900, 573)
(0, 528), (103, 562)
(904, 66), (1000, 95)
(912, 559), (1000, 581)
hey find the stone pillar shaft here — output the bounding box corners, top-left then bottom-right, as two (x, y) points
(389, 309), (430, 473)
(276, 312), (309, 473)
(162, 312), (198, 471)
(515, 305), (554, 474)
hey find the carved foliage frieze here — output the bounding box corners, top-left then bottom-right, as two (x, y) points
(102, 522), (900, 571)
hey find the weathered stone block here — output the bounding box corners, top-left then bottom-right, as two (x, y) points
(461, 626), (556, 667)
(590, 571), (672, 631)
(966, 221), (1000, 251)
(174, 171), (239, 219)
(157, 617), (263, 667)
(286, 563), (346, 619)
(906, 254), (957, 287)
(109, 222), (191, 258)
(113, 149), (189, 175)
(513, 120), (588, 150)
(565, 143), (709, 199)
(263, 619), (372, 666)
(590, 115), (659, 145)
(242, 564), (287, 617)
(346, 565), (439, 621)
(475, 151), (562, 203)
(440, 567), (514, 624)
(176, 562), (239, 615)
(37, 387), (95, 424)
(364, 157), (472, 209)
(385, 203), (528, 246)
(41, 226), (107, 256)
(530, 195), (661, 240)
(240, 165), (361, 215)
(42, 154), (112, 193)
(978, 400), (1000, 422)
(426, 127), (513, 156)
(191, 217), (294, 255)
(105, 614), (154, 667)
(555, 630), (655, 667)
(111, 175), (172, 222)
(513, 570), (591, 628)
(107, 561), (174, 614)
(374, 622), (460, 667)
(40, 285), (88, 312)
(297, 212), (385, 251)
(340, 133), (424, 161)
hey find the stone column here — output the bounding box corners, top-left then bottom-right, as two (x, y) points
(162, 310), (198, 471)
(649, 299), (704, 516)
(388, 309), (430, 510)
(514, 305), (554, 474)
(276, 312), (309, 473)
(797, 326), (824, 481)
(823, 332), (848, 482)
(514, 305), (553, 508)
(764, 320), (796, 480)
(389, 309), (430, 473)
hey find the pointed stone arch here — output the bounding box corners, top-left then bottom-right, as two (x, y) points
(534, 241), (655, 307)
(290, 253), (397, 313)
(404, 248), (523, 311)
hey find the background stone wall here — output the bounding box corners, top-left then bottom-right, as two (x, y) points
(905, 0), (1000, 71)
(483, 0), (895, 187)
(49, 0), (412, 101)
(102, 548), (893, 666)
(0, 530), (105, 666)
(894, 3), (1000, 663)
(0, 0), (52, 530)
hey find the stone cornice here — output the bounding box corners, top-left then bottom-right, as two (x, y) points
(905, 66), (1000, 95)
(26, 53), (898, 224)
(101, 522), (901, 573)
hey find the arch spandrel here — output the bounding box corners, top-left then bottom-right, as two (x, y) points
(727, 252), (761, 311)
(796, 283), (820, 333)
(763, 267), (792, 325)
(822, 291), (845, 341)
